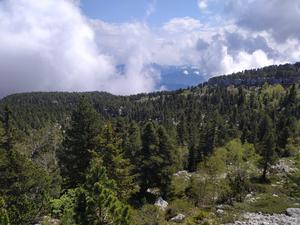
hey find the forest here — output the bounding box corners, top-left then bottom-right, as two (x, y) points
(0, 63), (300, 224)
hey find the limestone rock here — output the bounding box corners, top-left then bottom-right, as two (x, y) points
(154, 197), (168, 210)
(170, 214), (186, 222)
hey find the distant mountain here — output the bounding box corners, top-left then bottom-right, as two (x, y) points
(116, 64), (206, 90)
(151, 64), (206, 90)
(208, 63), (300, 87)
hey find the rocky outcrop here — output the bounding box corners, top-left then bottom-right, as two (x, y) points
(154, 197), (168, 210)
(223, 208), (300, 225)
(271, 159), (297, 174)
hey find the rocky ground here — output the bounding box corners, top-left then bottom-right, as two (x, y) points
(223, 208), (300, 225)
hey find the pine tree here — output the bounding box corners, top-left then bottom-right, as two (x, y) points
(0, 107), (51, 225)
(0, 197), (10, 225)
(74, 155), (131, 225)
(0, 106), (14, 152)
(124, 122), (142, 168)
(98, 122), (138, 201)
(258, 115), (277, 181)
(139, 123), (177, 197)
(139, 122), (159, 195)
(156, 126), (178, 196)
(59, 97), (101, 188)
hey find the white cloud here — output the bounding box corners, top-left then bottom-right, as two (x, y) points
(198, 0), (208, 10)
(225, 0), (300, 42)
(163, 17), (202, 33)
(1, 0), (300, 97)
(145, 0), (156, 19)
(0, 0), (161, 97)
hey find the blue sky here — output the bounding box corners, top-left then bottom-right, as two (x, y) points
(80, 0), (222, 26)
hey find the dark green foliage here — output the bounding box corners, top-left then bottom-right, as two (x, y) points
(0, 106), (14, 152)
(156, 126), (178, 196)
(58, 97), (101, 188)
(0, 197), (10, 225)
(139, 123), (178, 197)
(97, 122), (139, 201)
(139, 122), (160, 195)
(0, 109), (51, 225)
(0, 150), (51, 225)
(258, 115), (277, 181)
(0, 64), (298, 223)
(74, 155), (131, 225)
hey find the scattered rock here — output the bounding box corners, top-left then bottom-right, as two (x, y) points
(271, 159), (297, 174)
(170, 214), (186, 222)
(174, 170), (192, 180)
(154, 197), (168, 210)
(147, 187), (160, 195)
(217, 209), (225, 214)
(286, 208), (300, 217)
(222, 209), (300, 225)
(217, 204), (225, 209)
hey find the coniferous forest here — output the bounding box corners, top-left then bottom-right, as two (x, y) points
(0, 63), (300, 224)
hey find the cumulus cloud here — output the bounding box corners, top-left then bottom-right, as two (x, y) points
(0, 0), (161, 97)
(1, 0), (300, 97)
(225, 0), (300, 42)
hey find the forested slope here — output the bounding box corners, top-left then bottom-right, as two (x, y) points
(0, 63), (299, 225)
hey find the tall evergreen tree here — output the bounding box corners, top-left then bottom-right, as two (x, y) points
(98, 122), (138, 201)
(156, 126), (178, 196)
(139, 122), (159, 195)
(258, 115), (277, 181)
(0, 106), (14, 152)
(74, 155), (131, 225)
(0, 110), (50, 225)
(139, 123), (177, 197)
(58, 97), (101, 188)
(126, 122), (142, 162)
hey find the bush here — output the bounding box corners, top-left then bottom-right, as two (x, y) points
(132, 204), (167, 225)
(165, 199), (195, 220)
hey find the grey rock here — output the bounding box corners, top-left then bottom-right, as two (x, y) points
(286, 208), (300, 217)
(154, 197), (168, 210)
(170, 214), (186, 222)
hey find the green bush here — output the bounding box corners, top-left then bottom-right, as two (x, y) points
(165, 199), (195, 220)
(132, 204), (167, 225)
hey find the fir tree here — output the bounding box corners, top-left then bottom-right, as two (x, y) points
(156, 126), (178, 196)
(98, 122), (138, 201)
(0, 106), (14, 152)
(0, 108), (50, 225)
(74, 155), (131, 225)
(258, 115), (277, 181)
(139, 123), (177, 197)
(59, 97), (101, 188)
(139, 122), (159, 195)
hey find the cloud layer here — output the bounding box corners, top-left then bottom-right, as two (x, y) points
(0, 0), (300, 96)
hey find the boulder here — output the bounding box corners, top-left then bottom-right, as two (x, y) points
(217, 209), (224, 214)
(170, 214), (186, 222)
(286, 208), (300, 217)
(154, 197), (168, 210)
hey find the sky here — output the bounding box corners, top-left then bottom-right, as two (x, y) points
(0, 0), (300, 96)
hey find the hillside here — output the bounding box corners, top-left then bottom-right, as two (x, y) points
(208, 63), (300, 86)
(1, 63), (300, 130)
(0, 63), (299, 225)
